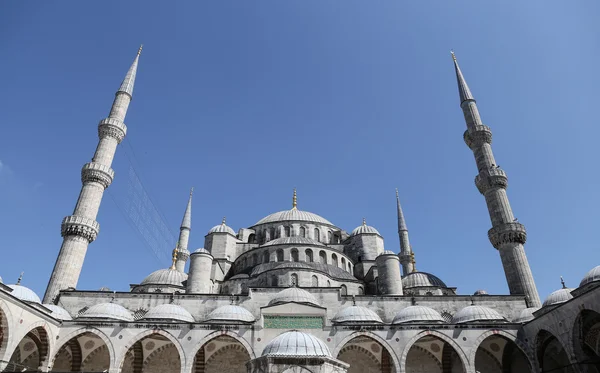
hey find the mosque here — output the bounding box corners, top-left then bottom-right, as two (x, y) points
(0, 47), (598, 373)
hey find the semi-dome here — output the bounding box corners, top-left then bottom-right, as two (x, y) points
(351, 219), (380, 236)
(262, 237), (324, 247)
(205, 305), (254, 323)
(452, 305), (506, 323)
(79, 303), (133, 321)
(580, 265), (600, 287)
(143, 304), (195, 322)
(269, 287), (320, 307)
(332, 306), (383, 324)
(7, 285), (41, 303)
(44, 304), (72, 320)
(262, 331), (331, 357)
(392, 306), (445, 324)
(473, 289), (489, 296)
(402, 272), (447, 289)
(255, 209), (334, 226)
(208, 219), (236, 236)
(513, 307), (540, 323)
(140, 268), (187, 286)
(543, 288), (574, 307)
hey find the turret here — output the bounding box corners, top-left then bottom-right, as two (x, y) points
(347, 219), (385, 279)
(452, 52), (541, 307)
(175, 188), (193, 272)
(396, 189), (414, 275)
(187, 248), (213, 293)
(43, 46), (142, 303)
(375, 251), (403, 295)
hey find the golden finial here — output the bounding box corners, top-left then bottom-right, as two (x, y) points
(170, 244), (179, 270)
(137, 44), (143, 56)
(362, 218), (367, 226)
(451, 50), (457, 61)
(222, 216), (226, 225)
(16, 272), (24, 285)
(410, 252), (416, 271)
(292, 188), (297, 210)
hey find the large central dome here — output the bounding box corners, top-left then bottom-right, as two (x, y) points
(254, 209), (334, 226)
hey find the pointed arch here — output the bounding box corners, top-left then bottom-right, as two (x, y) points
(118, 329), (186, 373)
(50, 328), (114, 372)
(186, 331), (254, 373)
(333, 331), (400, 373)
(400, 330), (467, 373)
(536, 329), (576, 373)
(0, 301), (12, 362)
(6, 323), (51, 372)
(470, 330), (534, 373)
(572, 308), (600, 371)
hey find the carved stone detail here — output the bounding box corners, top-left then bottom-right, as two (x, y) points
(475, 167), (508, 194)
(98, 118), (127, 143)
(81, 162), (114, 189)
(488, 222), (527, 249)
(463, 125), (492, 149)
(61, 215), (100, 243)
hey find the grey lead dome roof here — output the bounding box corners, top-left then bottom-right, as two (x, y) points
(392, 306), (445, 324)
(269, 287), (320, 307)
(580, 265), (600, 287)
(351, 222), (381, 236)
(332, 306), (383, 324)
(140, 268), (188, 286)
(205, 305), (255, 323)
(79, 303), (134, 322)
(452, 306), (506, 323)
(44, 304), (73, 320)
(262, 237), (324, 247)
(143, 304), (195, 322)
(255, 209), (334, 226)
(208, 222), (236, 236)
(7, 285), (41, 303)
(262, 331), (331, 357)
(513, 307), (540, 323)
(402, 272), (447, 289)
(543, 288), (574, 307)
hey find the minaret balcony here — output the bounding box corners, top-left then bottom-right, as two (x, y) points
(488, 222), (526, 249)
(81, 162), (114, 189)
(98, 118), (127, 143)
(475, 167), (508, 194)
(463, 125), (492, 149)
(61, 215), (100, 243)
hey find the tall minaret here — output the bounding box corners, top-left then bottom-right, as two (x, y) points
(452, 52), (541, 307)
(175, 188), (193, 272)
(396, 189), (414, 276)
(43, 47), (142, 303)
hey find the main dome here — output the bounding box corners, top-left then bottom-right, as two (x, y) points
(254, 209), (334, 226)
(140, 268), (188, 286)
(262, 331), (331, 357)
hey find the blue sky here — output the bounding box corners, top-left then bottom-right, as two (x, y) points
(1, 1), (598, 302)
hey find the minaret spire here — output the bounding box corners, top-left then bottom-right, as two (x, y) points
(292, 188), (297, 210)
(453, 52), (541, 307)
(175, 188), (193, 272)
(43, 47), (142, 304)
(396, 189), (414, 275)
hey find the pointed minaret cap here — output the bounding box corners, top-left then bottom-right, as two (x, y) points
(181, 187), (193, 230)
(117, 45), (143, 97)
(451, 50), (475, 105)
(396, 189), (408, 231)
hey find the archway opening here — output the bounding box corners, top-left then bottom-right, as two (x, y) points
(6, 326), (49, 372)
(474, 334), (531, 373)
(337, 336), (394, 373)
(51, 331), (110, 372)
(537, 330), (575, 373)
(573, 310), (600, 373)
(405, 335), (464, 373)
(121, 333), (181, 373)
(193, 335), (250, 373)
(0, 307), (8, 363)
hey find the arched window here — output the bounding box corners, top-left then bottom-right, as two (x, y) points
(290, 273), (298, 287)
(341, 257), (346, 269)
(291, 249), (299, 262)
(271, 275), (278, 286)
(348, 262), (352, 272)
(263, 251), (269, 263)
(284, 226), (290, 237)
(269, 227), (275, 240)
(314, 228), (320, 242)
(248, 233), (256, 244)
(328, 231), (332, 243)
(311, 275), (318, 287)
(340, 285), (347, 296)
(332, 254), (338, 267)
(319, 250), (327, 264)
(299, 226), (306, 237)
(252, 253), (258, 266)
(305, 249), (313, 263)
(358, 286), (364, 295)
(327, 280), (331, 287)
(276, 249), (284, 262)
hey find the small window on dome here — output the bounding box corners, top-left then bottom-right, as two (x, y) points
(284, 226), (290, 237)
(314, 228), (320, 242)
(306, 249), (313, 263)
(332, 254), (338, 267)
(291, 249), (299, 262)
(263, 251), (269, 264)
(276, 249), (284, 262)
(340, 285), (347, 296)
(312, 275), (318, 287)
(319, 251), (327, 264)
(290, 273), (298, 287)
(341, 257), (346, 269)
(271, 275), (278, 287)
(328, 231), (333, 243)
(358, 286), (364, 295)
(270, 228), (276, 240)
(299, 227), (306, 238)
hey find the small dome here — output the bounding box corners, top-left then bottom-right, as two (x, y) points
(332, 306), (383, 324)
(543, 288), (574, 307)
(44, 304), (72, 320)
(262, 331), (331, 357)
(262, 237), (323, 247)
(513, 307), (540, 323)
(402, 272), (447, 289)
(580, 265), (600, 287)
(98, 287), (111, 292)
(205, 305), (254, 323)
(452, 305), (506, 323)
(269, 287), (320, 307)
(79, 303), (133, 321)
(140, 268), (188, 286)
(193, 248), (211, 255)
(473, 289), (489, 296)
(392, 306), (445, 324)
(208, 219), (236, 236)
(7, 285), (41, 303)
(351, 220), (381, 236)
(255, 210), (334, 226)
(143, 304), (194, 322)
(378, 250), (396, 257)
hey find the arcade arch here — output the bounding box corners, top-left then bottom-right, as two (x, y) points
(536, 329), (575, 373)
(51, 331), (112, 372)
(337, 335), (396, 373)
(474, 334), (532, 373)
(572, 309), (600, 373)
(5, 326), (49, 372)
(404, 333), (465, 373)
(120, 332), (183, 373)
(192, 335), (251, 373)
